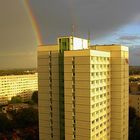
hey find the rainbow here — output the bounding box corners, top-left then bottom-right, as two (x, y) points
(22, 0), (42, 45)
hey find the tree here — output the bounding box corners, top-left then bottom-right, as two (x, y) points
(31, 91), (38, 104)
(13, 107), (38, 129)
(138, 85), (140, 91)
(12, 107), (39, 140)
(129, 107), (136, 121)
(9, 96), (22, 104)
(19, 127), (39, 140)
(0, 107), (39, 140)
(0, 113), (13, 133)
(129, 107), (140, 140)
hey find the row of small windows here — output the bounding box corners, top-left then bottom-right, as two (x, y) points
(92, 108), (110, 117)
(92, 100), (109, 107)
(91, 57), (110, 61)
(92, 86), (110, 92)
(92, 118), (110, 127)
(92, 119), (110, 138)
(91, 72), (110, 77)
(92, 129), (110, 139)
(92, 64), (110, 69)
(91, 78), (110, 84)
(91, 82), (109, 88)
(92, 115), (110, 127)
(92, 93), (109, 101)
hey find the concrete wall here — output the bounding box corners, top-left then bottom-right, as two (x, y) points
(38, 46), (60, 140)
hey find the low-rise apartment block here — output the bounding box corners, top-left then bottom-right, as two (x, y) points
(0, 73), (38, 104)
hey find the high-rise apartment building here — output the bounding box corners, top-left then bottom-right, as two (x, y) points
(38, 36), (129, 140)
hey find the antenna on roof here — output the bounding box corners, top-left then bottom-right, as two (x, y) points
(88, 29), (91, 48)
(72, 24), (75, 37)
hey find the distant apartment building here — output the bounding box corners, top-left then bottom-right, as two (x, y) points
(0, 73), (38, 104)
(129, 82), (140, 93)
(129, 82), (140, 117)
(38, 36), (129, 140)
(130, 94), (140, 117)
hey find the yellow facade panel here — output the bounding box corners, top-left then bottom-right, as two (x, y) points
(38, 58), (49, 66)
(76, 112), (90, 120)
(76, 135), (90, 140)
(75, 104), (90, 113)
(65, 96), (73, 104)
(64, 81), (72, 88)
(38, 93), (49, 101)
(111, 105), (123, 112)
(64, 57), (73, 64)
(52, 73), (59, 79)
(76, 128), (90, 136)
(38, 73), (49, 80)
(65, 135), (73, 140)
(111, 98), (123, 106)
(75, 57), (90, 64)
(38, 86), (49, 92)
(75, 97), (90, 106)
(38, 79), (49, 86)
(75, 73), (90, 81)
(75, 65), (90, 72)
(75, 81), (90, 89)
(64, 65), (72, 72)
(38, 99), (50, 107)
(64, 73), (72, 80)
(65, 111), (73, 119)
(75, 89), (90, 97)
(65, 104), (73, 112)
(76, 120), (90, 129)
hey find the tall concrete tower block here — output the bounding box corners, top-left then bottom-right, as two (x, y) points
(38, 37), (129, 140)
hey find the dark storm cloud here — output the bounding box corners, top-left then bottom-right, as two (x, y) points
(0, 0), (37, 69)
(0, 1), (36, 52)
(119, 35), (140, 41)
(0, 54), (37, 69)
(0, 0), (140, 69)
(29, 0), (140, 44)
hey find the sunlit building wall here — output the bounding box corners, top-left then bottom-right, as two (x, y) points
(64, 49), (111, 140)
(90, 45), (129, 140)
(0, 73), (38, 104)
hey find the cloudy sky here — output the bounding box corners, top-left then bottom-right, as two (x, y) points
(0, 0), (140, 69)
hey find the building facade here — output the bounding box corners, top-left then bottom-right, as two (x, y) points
(129, 82), (140, 117)
(130, 94), (140, 117)
(64, 49), (111, 140)
(90, 45), (129, 140)
(0, 73), (38, 104)
(38, 37), (129, 140)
